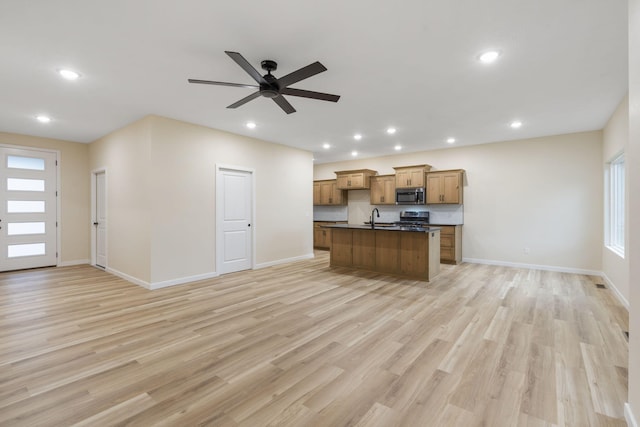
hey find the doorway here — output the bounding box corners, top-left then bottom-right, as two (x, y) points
(92, 170), (107, 269)
(0, 146), (58, 272)
(216, 165), (254, 275)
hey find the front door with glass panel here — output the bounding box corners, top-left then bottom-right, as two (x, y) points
(0, 147), (57, 271)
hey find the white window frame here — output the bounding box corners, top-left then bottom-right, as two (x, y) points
(605, 152), (625, 257)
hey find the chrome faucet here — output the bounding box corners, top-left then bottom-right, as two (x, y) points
(371, 208), (380, 229)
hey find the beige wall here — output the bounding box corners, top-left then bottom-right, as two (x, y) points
(627, 0), (640, 421)
(602, 96), (630, 306)
(89, 117), (153, 283)
(0, 131), (90, 264)
(147, 116), (313, 284)
(89, 115), (313, 286)
(315, 131), (603, 273)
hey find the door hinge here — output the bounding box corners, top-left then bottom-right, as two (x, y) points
(56, 252), (58, 258)
(56, 191), (58, 197)
(56, 222), (58, 227)
(56, 160), (58, 166)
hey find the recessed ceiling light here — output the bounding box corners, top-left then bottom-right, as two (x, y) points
(394, 145), (402, 151)
(322, 143), (331, 149)
(36, 115), (51, 123)
(479, 50), (500, 64)
(386, 127), (396, 135)
(510, 120), (522, 129)
(447, 137), (456, 144)
(351, 150), (358, 156)
(246, 121), (256, 129)
(353, 134), (362, 141)
(58, 69), (80, 80)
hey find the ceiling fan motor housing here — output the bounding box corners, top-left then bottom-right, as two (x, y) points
(260, 73), (280, 98)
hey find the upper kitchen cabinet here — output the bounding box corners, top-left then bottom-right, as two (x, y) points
(335, 169), (377, 190)
(393, 164), (432, 188)
(370, 174), (396, 205)
(426, 170), (464, 204)
(313, 179), (347, 205)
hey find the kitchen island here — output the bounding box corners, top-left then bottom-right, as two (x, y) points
(322, 224), (441, 281)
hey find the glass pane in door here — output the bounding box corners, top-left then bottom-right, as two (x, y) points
(7, 222), (46, 235)
(8, 243), (46, 258)
(7, 178), (45, 191)
(7, 155), (45, 170)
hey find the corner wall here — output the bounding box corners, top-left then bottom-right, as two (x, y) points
(89, 117), (153, 283)
(0, 131), (90, 265)
(315, 131), (603, 273)
(602, 96), (630, 307)
(89, 115), (314, 287)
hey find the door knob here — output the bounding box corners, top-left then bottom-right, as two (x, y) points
(93, 222), (99, 226)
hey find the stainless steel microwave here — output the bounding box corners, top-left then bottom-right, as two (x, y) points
(396, 187), (425, 205)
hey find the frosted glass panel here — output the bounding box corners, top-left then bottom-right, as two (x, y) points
(7, 178), (45, 192)
(8, 222), (45, 235)
(7, 155), (45, 170)
(8, 243), (46, 258)
(7, 200), (45, 213)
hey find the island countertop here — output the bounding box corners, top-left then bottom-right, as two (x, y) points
(322, 223), (441, 233)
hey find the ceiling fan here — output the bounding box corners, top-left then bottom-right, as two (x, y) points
(188, 51), (340, 114)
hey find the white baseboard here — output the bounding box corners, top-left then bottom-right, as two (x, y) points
(58, 259), (90, 267)
(627, 403), (638, 427)
(601, 273), (630, 310)
(105, 267), (151, 289)
(255, 252), (315, 269)
(149, 271), (219, 290)
(462, 257), (602, 276)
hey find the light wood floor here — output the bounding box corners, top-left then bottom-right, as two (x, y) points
(0, 252), (629, 426)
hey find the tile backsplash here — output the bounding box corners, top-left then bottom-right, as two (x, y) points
(313, 189), (463, 225)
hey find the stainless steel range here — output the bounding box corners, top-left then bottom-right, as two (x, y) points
(395, 210), (430, 228)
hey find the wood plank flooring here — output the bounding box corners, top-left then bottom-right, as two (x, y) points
(0, 252), (628, 426)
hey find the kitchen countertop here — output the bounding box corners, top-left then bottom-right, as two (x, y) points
(322, 223), (441, 233)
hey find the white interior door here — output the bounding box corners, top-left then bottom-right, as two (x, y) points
(95, 171), (106, 268)
(217, 167), (253, 274)
(0, 147), (57, 272)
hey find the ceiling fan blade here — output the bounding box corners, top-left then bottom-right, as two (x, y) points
(272, 95), (296, 114)
(280, 87), (340, 102)
(277, 61), (327, 88)
(188, 79), (259, 89)
(227, 91), (261, 109)
(225, 51), (267, 85)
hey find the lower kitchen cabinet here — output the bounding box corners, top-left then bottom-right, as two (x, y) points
(313, 221), (346, 249)
(435, 225), (462, 264)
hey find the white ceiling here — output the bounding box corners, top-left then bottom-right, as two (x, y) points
(0, 0), (628, 164)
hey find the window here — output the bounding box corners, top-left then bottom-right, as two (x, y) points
(607, 153), (625, 256)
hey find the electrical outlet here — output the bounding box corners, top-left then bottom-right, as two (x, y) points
(524, 247), (530, 255)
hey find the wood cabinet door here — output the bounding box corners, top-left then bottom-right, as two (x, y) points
(399, 233), (428, 277)
(375, 231), (400, 273)
(330, 229), (352, 266)
(442, 173), (461, 204)
(336, 175), (350, 189)
(370, 176), (384, 204)
(409, 169), (424, 187)
(426, 174), (442, 204)
(383, 177), (396, 204)
(330, 182), (344, 205)
(313, 182), (321, 205)
(395, 171), (410, 188)
(313, 227), (324, 248)
(349, 174), (364, 188)
(352, 230), (376, 269)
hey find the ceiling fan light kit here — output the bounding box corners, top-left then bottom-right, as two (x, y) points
(188, 51), (340, 114)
